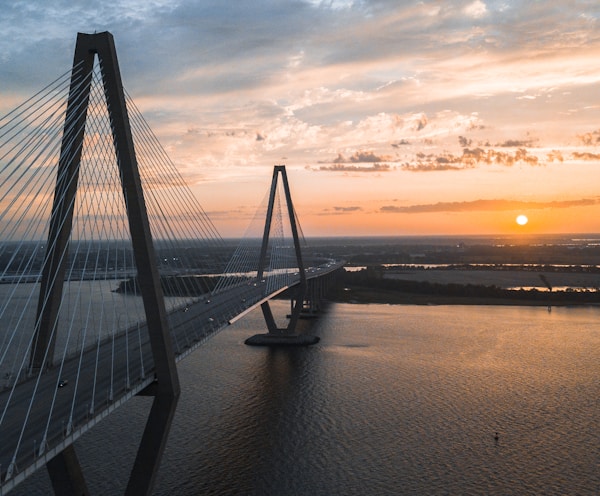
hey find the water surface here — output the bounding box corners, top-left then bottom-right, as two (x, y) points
(12, 303), (600, 495)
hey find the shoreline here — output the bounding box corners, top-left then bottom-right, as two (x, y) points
(333, 266), (600, 307)
(330, 285), (600, 307)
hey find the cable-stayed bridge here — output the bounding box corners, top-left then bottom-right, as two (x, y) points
(0, 32), (343, 495)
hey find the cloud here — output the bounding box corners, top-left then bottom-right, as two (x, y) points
(463, 0), (488, 19)
(0, 1), (325, 96)
(571, 152), (600, 160)
(329, 150), (392, 163)
(380, 198), (600, 214)
(316, 139), (556, 175)
(3, 1), (600, 239)
(309, 149), (395, 172)
(577, 130), (600, 145)
(333, 206), (362, 212)
(283, 87), (372, 115)
(414, 114), (428, 131)
(547, 150), (564, 162)
(401, 161), (469, 172)
(401, 147), (542, 171)
(496, 139), (537, 147)
(313, 163), (393, 173)
(458, 136), (472, 147)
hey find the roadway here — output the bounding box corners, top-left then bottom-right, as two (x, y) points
(0, 261), (343, 490)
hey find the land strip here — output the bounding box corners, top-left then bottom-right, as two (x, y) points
(332, 265), (600, 306)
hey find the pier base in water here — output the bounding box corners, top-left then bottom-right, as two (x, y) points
(245, 333), (320, 346)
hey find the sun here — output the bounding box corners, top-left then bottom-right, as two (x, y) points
(516, 214), (528, 226)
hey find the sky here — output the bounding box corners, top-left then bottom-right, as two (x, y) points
(2, 0), (600, 237)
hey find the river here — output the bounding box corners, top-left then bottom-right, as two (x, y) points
(11, 302), (600, 495)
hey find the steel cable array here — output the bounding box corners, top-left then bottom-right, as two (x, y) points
(0, 58), (210, 479)
(0, 53), (320, 490)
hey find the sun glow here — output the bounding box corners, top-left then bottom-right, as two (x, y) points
(516, 214), (528, 226)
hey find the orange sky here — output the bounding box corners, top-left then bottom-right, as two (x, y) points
(2, 1), (600, 237)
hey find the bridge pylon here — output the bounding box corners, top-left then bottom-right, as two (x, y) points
(245, 165), (319, 346)
(29, 32), (179, 496)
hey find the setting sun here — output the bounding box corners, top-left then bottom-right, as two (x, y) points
(516, 214), (528, 226)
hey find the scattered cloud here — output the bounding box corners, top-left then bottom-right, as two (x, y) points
(571, 151), (600, 160)
(495, 139), (537, 147)
(400, 162), (469, 172)
(309, 149), (396, 173)
(310, 136), (598, 176)
(458, 136), (472, 147)
(2, 1), (600, 236)
(333, 206), (362, 212)
(576, 130), (600, 145)
(401, 147), (541, 171)
(547, 150), (564, 162)
(329, 151), (392, 164)
(380, 198), (600, 214)
(311, 163), (393, 173)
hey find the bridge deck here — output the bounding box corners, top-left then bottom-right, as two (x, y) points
(0, 261), (342, 492)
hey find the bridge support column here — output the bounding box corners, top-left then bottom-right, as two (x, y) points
(46, 446), (90, 496)
(30, 24), (96, 373)
(125, 393), (178, 495)
(301, 277), (323, 317)
(300, 267), (342, 317)
(95, 31), (181, 496)
(35, 31), (179, 495)
(245, 165), (319, 346)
